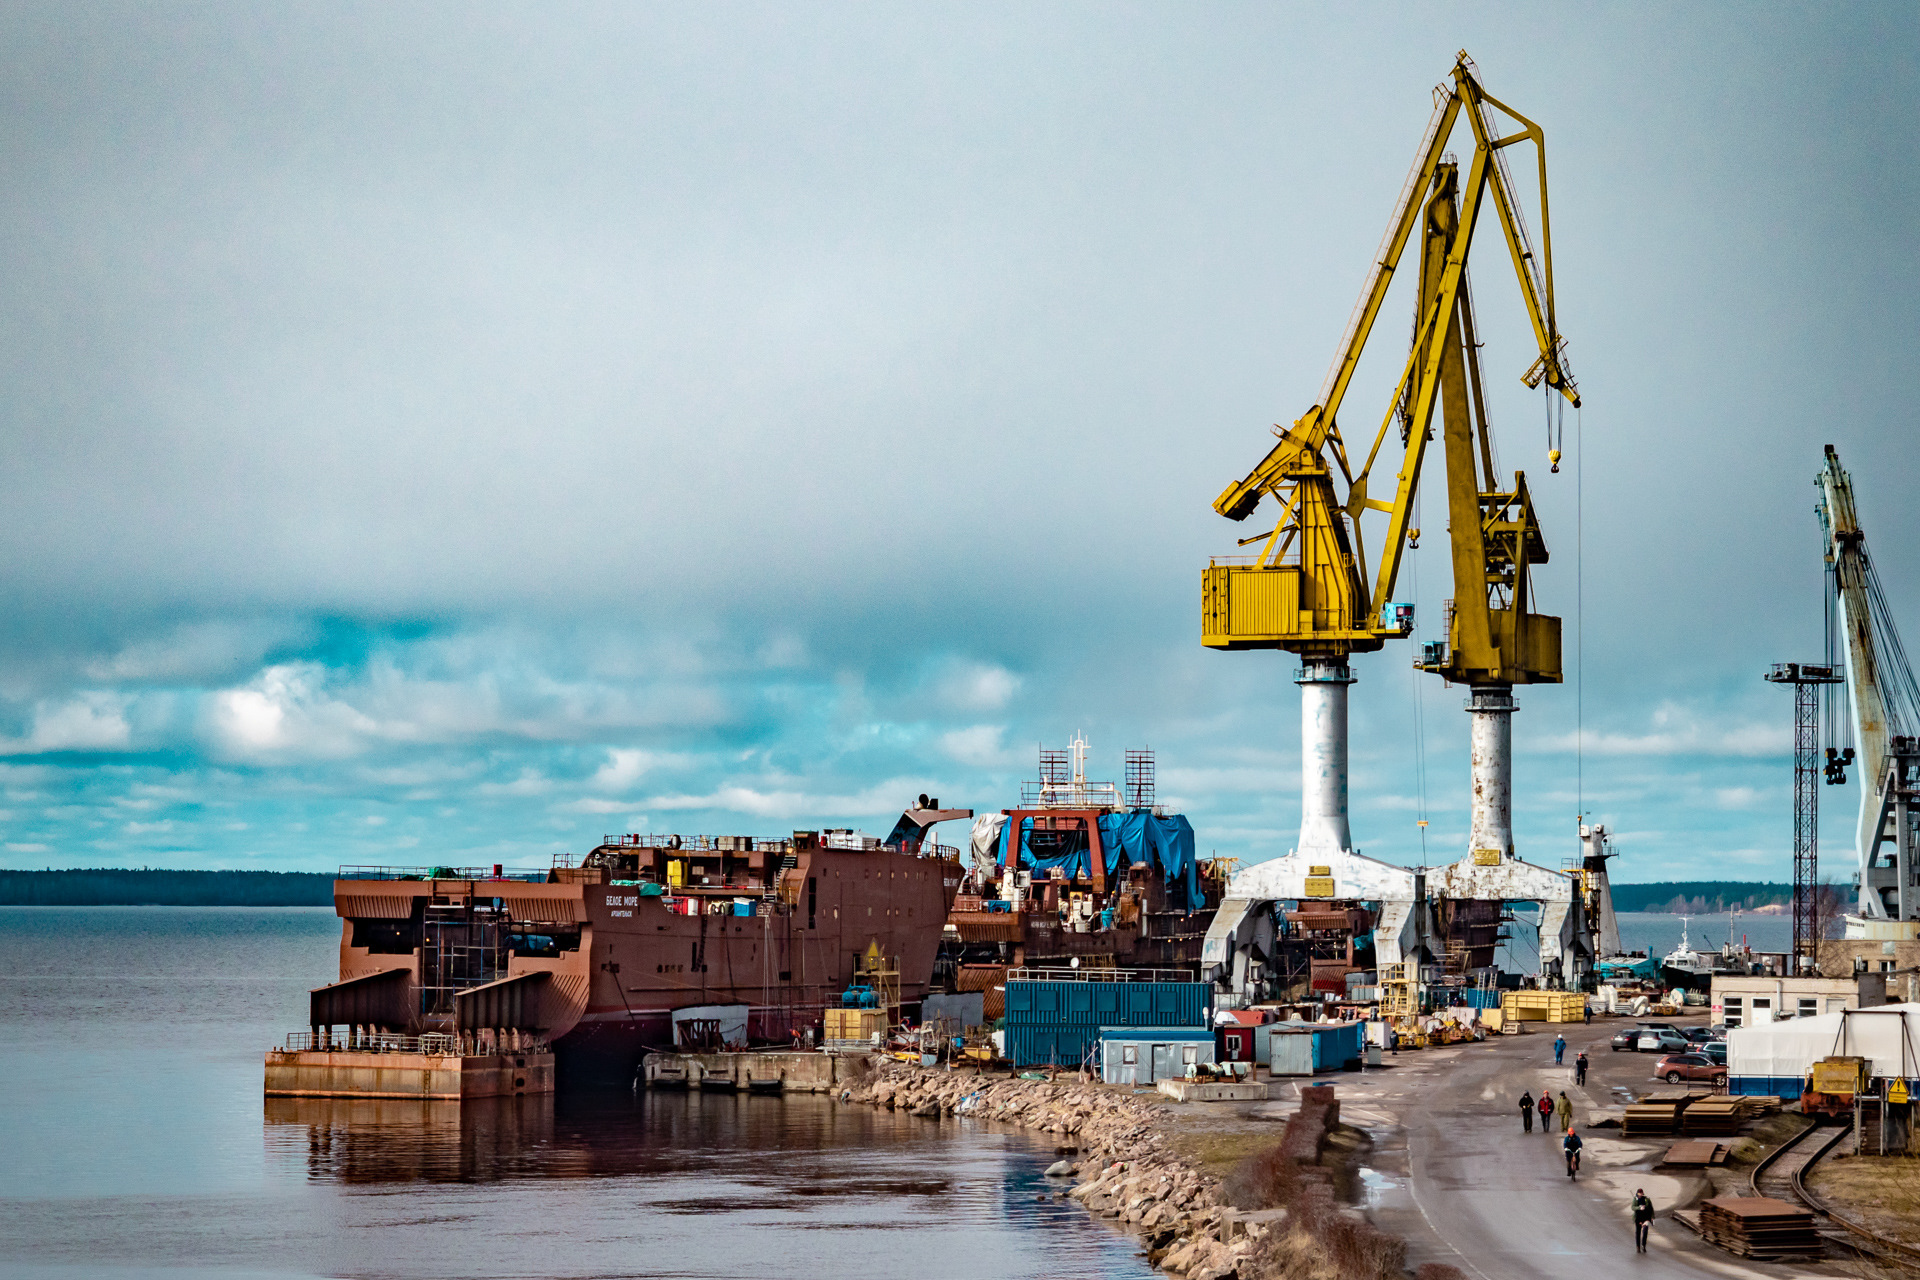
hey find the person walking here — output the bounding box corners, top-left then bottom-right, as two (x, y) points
(1575, 1051), (1589, 1086)
(1584, 1003), (1594, 1026)
(1557, 1091), (1574, 1132)
(1519, 1089), (1535, 1133)
(1538, 1090), (1553, 1132)
(1632, 1188), (1655, 1251)
(1554, 1033), (1567, 1065)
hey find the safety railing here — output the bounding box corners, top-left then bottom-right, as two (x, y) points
(1006, 966), (1197, 984)
(587, 834), (785, 854)
(337, 866), (547, 882)
(277, 1031), (551, 1055)
(279, 1031), (461, 1055)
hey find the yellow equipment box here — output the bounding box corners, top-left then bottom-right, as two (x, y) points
(1500, 991), (1587, 1024)
(824, 1009), (888, 1040)
(1809, 1055), (1869, 1098)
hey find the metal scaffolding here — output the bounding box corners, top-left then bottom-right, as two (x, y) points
(1766, 662), (1844, 973)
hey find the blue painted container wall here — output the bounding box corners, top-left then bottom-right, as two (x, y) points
(1006, 1024), (1102, 1069)
(1729, 1075), (1803, 1100)
(1003, 981), (1210, 1068)
(1309, 1022), (1365, 1071)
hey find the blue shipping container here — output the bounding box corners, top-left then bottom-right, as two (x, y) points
(1266, 1021), (1365, 1073)
(1003, 981), (1210, 1067)
(1309, 1022), (1365, 1072)
(1003, 980), (1210, 1028)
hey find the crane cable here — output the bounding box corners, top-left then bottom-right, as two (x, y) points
(1410, 473), (1430, 862)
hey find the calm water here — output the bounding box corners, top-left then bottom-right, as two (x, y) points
(0, 907), (1151, 1280)
(1615, 910), (1792, 958)
(1490, 908), (1794, 971)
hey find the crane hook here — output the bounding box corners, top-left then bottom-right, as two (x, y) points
(1548, 449), (1561, 473)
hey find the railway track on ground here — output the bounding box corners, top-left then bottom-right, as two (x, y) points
(1748, 1116), (1920, 1271)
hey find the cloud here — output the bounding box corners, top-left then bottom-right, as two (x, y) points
(934, 661), (1021, 713)
(560, 797), (635, 814)
(938, 724), (1015, 767)
(84, 619), (310, 684)
(209, 663), (377, 759)
(0, 693), (134, 753)
(590, 747), (679, 792)
(641, 777), (925, 822)
(476, 769), (551, 797)
(1540, 704), (1788, 758)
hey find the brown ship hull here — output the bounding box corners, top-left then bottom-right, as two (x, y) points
(318, 842), (961, 1081)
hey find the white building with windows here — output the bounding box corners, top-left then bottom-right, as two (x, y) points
(1711, 974), (1865, 1028)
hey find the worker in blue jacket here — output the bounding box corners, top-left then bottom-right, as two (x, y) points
(1554, 1032), (1567, 1064)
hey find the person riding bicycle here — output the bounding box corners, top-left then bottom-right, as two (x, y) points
(1563, 1129), (1584, 1178)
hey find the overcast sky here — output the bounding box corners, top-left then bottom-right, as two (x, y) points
(0, 3), (1912, 885)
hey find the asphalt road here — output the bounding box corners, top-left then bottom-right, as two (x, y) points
(1345, 1016), (1831, 1280)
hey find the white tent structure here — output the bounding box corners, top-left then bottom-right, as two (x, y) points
(1727, 1003), (1920, 1096)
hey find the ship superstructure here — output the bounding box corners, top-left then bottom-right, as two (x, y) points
(945, 741), (1224, 1004)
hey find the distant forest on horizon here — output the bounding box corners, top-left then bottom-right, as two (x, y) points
(1609, 881), (1792, 914)
(0, 868), (334, 905)
(0, 868), (1795, 909)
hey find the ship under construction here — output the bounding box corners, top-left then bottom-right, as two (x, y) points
(308, 805), (971, 1080)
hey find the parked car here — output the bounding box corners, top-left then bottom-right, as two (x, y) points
(1654, 1052), (1727, 1085)
(1702, 1041), (1726, 1066)
(1611, 1021), (1679, 1052)
(1683, 1026), (1722, 1044)
(1638, 1028), (1690, 1053)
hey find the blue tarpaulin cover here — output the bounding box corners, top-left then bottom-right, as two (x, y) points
(999, 811), (1201, 910)
(1599, 956), (1661, 982)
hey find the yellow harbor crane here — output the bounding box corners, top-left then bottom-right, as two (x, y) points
(1204, 51), (1578, 680)
(1202, 52), (1581, 895)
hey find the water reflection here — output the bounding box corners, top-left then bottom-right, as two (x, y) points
(266, 1094), (558, 1183)
(265, 1089), (971, 1193)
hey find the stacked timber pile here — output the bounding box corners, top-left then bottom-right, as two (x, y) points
(1624, 1089), (1701, 1137)
(1698, 1196), (1821, 1260)
(1680, 1095), (1777, 1136)
(1658, 1139), (1729, 1167)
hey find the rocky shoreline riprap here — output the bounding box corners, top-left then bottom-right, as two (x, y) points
(839, 1062), (1264, 1279)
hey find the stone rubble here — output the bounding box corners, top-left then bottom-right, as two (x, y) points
(840, 1062), (1263, 1280)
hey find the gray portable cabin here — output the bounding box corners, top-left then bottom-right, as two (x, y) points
(1099, 1026), (1217, 1086)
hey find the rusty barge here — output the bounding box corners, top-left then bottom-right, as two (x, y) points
(301, 805), (970, 1082)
